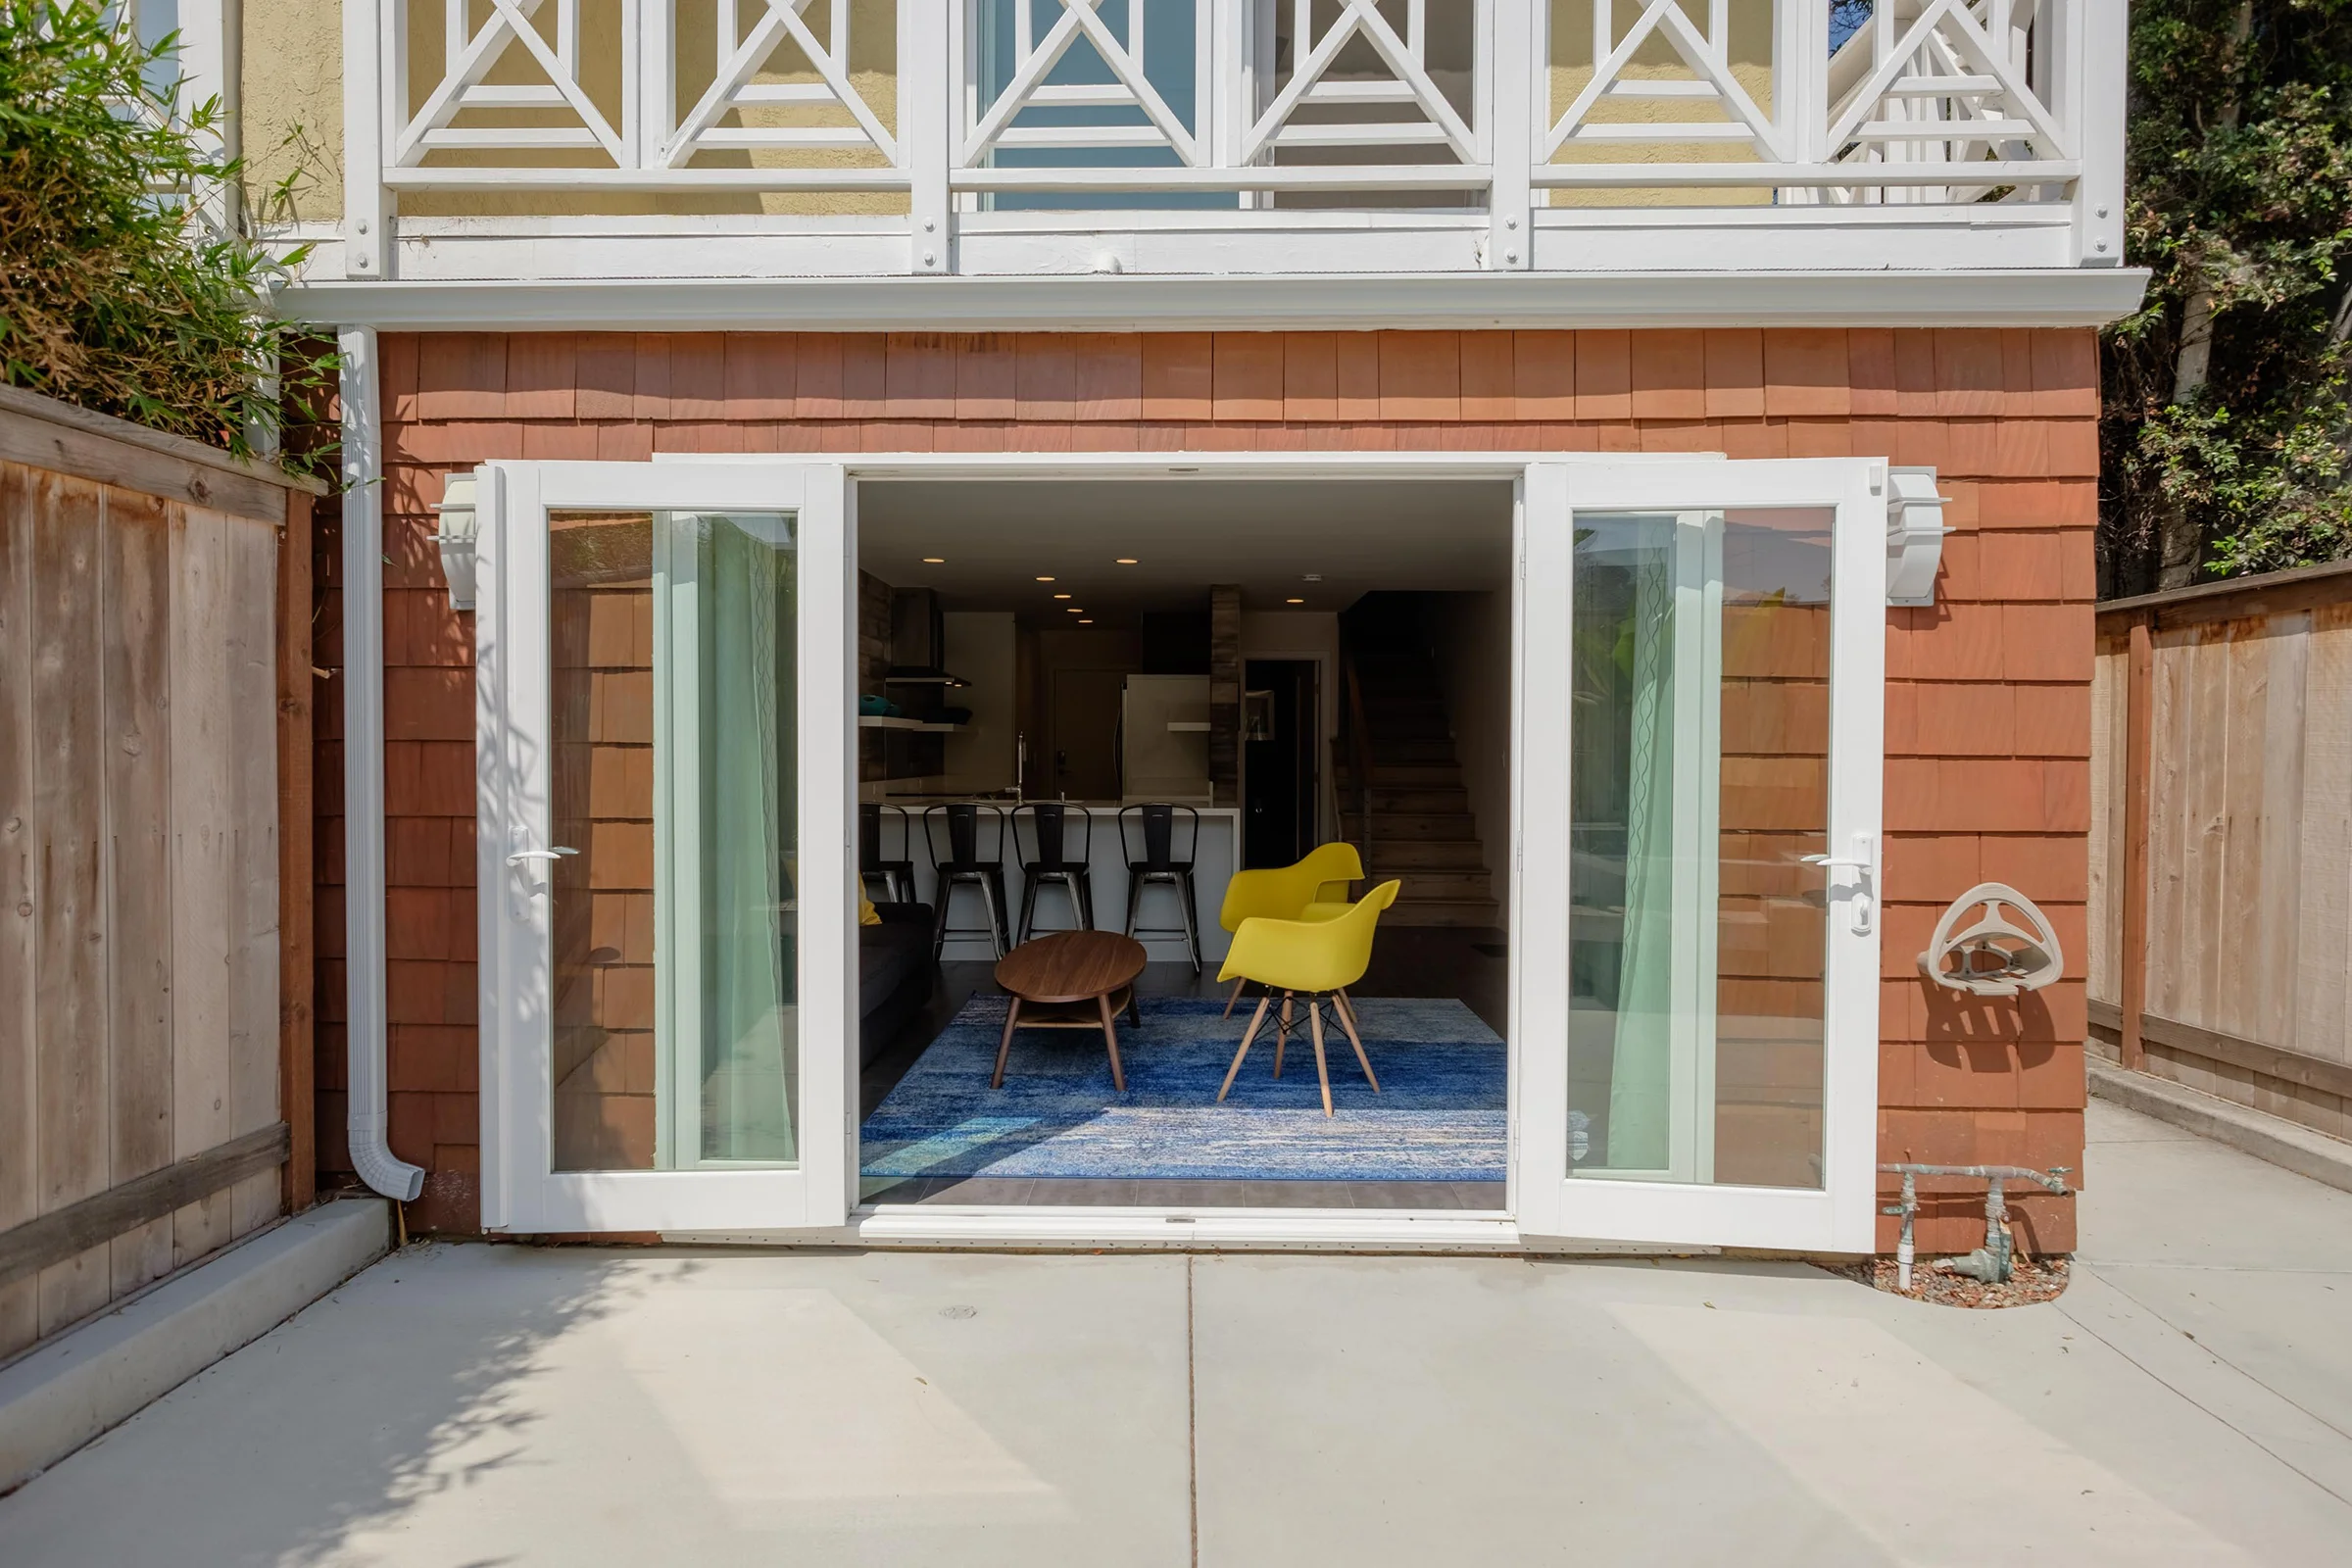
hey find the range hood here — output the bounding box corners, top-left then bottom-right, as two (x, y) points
(887, 587), (968, 685)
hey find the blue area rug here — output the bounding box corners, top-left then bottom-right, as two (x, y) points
(859, 994), (1507, 1182)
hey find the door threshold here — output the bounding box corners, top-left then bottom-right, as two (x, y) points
(658, 1206), (1710, 1255)
(853, 1203), (1525, 1251)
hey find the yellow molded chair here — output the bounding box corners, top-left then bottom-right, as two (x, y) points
(1214, 880), (1401, 1117)
(1215, 842), (1364, 1017)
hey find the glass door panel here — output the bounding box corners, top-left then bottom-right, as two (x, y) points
(480, 464), (850, 1235)
(546, 510), (803, 1174)
(1566, 508), (1832, 1190)
(1517, 464), (1883, 1251)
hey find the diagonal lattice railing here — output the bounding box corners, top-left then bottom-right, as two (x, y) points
(341, 0), (2121, 274)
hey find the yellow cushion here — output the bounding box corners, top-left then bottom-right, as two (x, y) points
(858, 892), (882, 926)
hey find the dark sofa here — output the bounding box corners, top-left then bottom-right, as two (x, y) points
(859, 903), (936, 1067)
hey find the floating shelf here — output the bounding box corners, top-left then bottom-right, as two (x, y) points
(859, 714), (966, 732)
(883, 671), (969, 688)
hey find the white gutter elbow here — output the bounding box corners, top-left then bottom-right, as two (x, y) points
(339, 325), (428, 1204)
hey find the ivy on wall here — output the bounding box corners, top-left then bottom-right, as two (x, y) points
(0, 1), (335, 474)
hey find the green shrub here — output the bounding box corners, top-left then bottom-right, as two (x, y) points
(0, 1), (334, 472)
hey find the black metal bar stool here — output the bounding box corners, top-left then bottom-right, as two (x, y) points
(924, 803), (1011, 959)
(1119, 803), (1202, 975)
(859, 803), (917, 905)
(1013, 803), (1096, 944)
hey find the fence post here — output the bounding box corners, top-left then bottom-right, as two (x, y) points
(278, 490), (318, 1211)
(2119, 613), (2154, 1069)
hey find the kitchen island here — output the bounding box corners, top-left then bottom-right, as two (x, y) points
(867, 799), (1241, 963)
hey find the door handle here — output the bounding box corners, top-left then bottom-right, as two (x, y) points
(507, 846), (579, 866)
(1802, 833), (1877, 936)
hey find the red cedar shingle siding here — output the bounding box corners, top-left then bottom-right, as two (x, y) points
(318, 328), (2098, 1250)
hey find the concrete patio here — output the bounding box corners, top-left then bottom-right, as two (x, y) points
(3, 1097), (2349, 1566)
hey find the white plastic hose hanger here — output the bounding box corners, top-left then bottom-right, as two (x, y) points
(1918, 883), (2064, 997)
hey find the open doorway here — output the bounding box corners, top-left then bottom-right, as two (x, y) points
(850, 477), (1515, 1210)
(1244, 659), (1318, 869)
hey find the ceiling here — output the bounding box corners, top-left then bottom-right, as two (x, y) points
(858, 478), (1513, 616)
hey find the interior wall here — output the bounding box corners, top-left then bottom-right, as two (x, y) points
(940, 612), (1015, 793)
(1427, 591), (1515, 915)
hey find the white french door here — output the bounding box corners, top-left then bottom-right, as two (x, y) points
(1513, 460), (1886, 1252)
(475, 461), (854, 1233)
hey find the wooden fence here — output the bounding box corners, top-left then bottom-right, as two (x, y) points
(0, 386), (320, 1360)
(2089, 561), (2352, 1141)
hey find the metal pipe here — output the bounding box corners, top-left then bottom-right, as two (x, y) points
(339, 326), (428, 1205)
(1878, 1163), (2069, 1287)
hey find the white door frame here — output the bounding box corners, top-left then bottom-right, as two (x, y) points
(1514, 459), (1887, 1253)
(460, 449), (1887, 1250)
(475, 460), (855, 1234)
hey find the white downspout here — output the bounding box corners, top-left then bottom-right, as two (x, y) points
(340, 325), (427, 1202)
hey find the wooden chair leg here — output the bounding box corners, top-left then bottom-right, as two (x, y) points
(1332, 990), (1380, 1093)
(1218, 995), (1272, 1102)
(1308, 999), (1335, 1117)
(1274, 993), (1294, 1079)
(1222, 976), (1248, 1018)
(991, 997), (1023, 1089)
(1096, 992), (1127, 1092)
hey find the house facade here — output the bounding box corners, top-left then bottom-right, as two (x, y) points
(220, 0), (2135, 1255)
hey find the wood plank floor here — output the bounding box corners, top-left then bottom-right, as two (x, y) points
(858, 926), (1509, 1211)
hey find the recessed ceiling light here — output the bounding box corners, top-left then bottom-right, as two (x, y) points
(1053, 593), (1071, 600)
(1079, 618), (1094, 624)
(1302, 573), (1323, 583)
(1036, 575), (1055, 582)
(1287, 597), (1305, 605)
(922, 557), (945, 564)
(1115, 558), (1138, 565)
(1067, 607), (1084, 613)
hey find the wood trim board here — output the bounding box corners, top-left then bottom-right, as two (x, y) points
(0, 385), (324, 525)
(2098, 559), (2352, 630)
(2087, 1000), (2352, 1102)
(0, 1123), (291, 1288)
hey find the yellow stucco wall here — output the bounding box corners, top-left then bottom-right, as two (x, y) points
(1544, 0), (1779, 208)
(242, 0), (344, 224)
(237, 0), (906, 220)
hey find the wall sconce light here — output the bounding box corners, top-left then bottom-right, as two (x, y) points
(431, 469), (479, 612)
(1885, 466), (1951, 608)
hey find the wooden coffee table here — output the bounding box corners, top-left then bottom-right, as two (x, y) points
(991, 930), (1149, 1092)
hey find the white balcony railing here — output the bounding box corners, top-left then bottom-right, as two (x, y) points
(338, 0), (2126, 280)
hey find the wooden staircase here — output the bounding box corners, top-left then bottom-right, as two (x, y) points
(1337, 598), (1500, 929)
